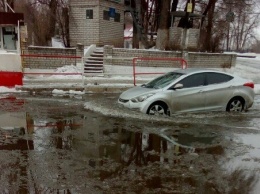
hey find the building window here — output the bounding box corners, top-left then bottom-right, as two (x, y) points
(115, 13), (120, 22)
(86, 9), (93, 19)
(103, 10), (109, 20)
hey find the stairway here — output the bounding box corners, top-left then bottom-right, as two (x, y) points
(84, 47), (104, 75)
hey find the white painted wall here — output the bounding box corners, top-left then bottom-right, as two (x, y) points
(0, 53), (22, 72)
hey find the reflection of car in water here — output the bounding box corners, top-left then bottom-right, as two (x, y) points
(118, 69), (255, 115)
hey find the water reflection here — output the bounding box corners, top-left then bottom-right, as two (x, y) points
(0, 94), (259, 193)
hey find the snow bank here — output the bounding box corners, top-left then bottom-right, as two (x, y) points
(0, 86), (22, 93)
(49, 65), (83, 79)
(51, 37), (65, 48)
(255, 84), (260, 95)
(52, 89), (85, 95)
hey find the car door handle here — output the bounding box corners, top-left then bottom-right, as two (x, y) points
(199, 90), (204, 93)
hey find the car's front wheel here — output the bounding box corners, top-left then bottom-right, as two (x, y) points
(147, 102), (169, 116)
(226, 97), (244, 112)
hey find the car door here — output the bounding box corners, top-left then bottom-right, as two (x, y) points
(203, 72), (234, 111)
(170, 73), (206, 113)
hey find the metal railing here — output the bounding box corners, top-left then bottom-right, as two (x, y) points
(132, 57), (188, 86)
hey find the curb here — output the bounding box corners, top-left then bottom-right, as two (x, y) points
(16, 84), (133, 94)
(85, 85), (133, 93)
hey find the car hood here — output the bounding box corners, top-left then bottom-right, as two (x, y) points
(119, 86), (159, 100)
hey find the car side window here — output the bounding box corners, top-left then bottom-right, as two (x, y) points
(206, 72), (233, 85)
(177, 73), (206, 88)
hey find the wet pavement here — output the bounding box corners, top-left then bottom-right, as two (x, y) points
(0, 93), (260, 194)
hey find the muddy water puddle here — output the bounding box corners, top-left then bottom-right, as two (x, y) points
(0, 93), (260, 193)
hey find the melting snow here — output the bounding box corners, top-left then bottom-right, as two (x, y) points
(52, 89), (85, 95)
(0, 86), (22, 93)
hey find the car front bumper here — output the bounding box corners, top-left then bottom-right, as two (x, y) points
(118, 98), (142, 109)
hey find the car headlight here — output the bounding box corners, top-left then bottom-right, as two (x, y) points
(131, 93), (155, 103)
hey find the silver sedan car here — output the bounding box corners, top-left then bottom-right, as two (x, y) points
(118, 69), (255, 115)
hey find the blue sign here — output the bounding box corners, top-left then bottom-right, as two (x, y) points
(109, 8), (116, 18)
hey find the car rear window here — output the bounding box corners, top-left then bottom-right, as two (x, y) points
(206, 72), (233, 85)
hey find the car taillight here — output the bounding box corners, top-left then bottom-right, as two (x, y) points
(243, 82), (254, 89)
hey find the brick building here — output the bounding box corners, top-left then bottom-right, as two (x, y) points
(69, 0), (125, 48)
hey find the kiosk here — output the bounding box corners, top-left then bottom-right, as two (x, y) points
(0, 11), (24, 87)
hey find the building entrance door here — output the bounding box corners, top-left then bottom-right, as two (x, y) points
(2, 26), (17, 51)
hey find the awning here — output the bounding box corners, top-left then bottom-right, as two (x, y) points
(0, 12), (24, 25)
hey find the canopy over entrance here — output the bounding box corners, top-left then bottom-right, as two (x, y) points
(0, 12), (24, 25)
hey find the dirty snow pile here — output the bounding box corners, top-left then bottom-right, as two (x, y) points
(0, 87), (22, 93)
(52, 89), (85, 95)
(49, 65), (83, 79)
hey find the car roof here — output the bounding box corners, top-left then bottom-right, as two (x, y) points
(173, 68), (230, 75)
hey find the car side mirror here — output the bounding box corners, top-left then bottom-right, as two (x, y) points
(173, 83), (183, 90)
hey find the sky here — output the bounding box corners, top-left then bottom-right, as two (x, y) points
(0, 55), (259, 95)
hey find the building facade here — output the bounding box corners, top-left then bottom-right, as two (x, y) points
(69, 0), (125, 47)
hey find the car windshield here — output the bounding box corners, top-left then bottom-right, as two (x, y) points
(142, 72), (183, 89)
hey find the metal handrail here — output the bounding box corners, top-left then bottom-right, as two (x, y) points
(132, 57), (188, 86)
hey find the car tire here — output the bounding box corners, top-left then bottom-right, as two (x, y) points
(226, 97), (244, 112)
(147, 102), (169, 116)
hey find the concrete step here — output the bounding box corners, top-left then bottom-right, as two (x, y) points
(84, 70), (103, 73)
(84, 64), (103, 68)
(93, 50), (104, 54)
(84, 47), (104, 74)
(85, 57), (103, 61)
(84, 69), (103, 72)
(84, 64), (103, 70)
(91, 53), (103, 57)
(83, 73), (104, 77)
(85, 60), (103, 64)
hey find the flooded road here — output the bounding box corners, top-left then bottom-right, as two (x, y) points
(0, 93), (260, 193)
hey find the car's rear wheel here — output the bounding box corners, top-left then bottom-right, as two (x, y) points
(226, 97), (244, 112)
(147, 102), (169, 116)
